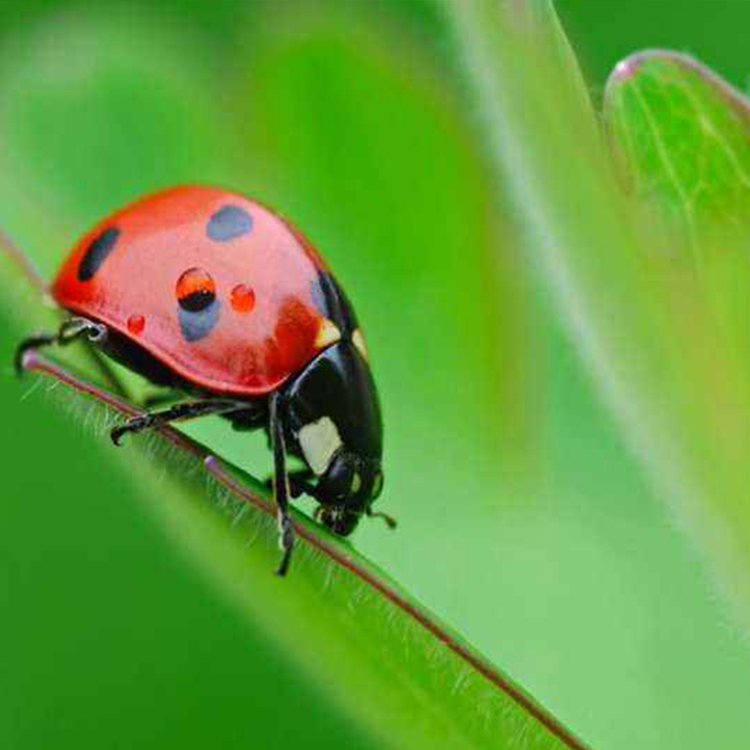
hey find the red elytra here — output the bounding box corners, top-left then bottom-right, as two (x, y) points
(52, 185), (332, 396)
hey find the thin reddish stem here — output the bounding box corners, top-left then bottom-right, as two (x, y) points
(0, 228), (47, 292)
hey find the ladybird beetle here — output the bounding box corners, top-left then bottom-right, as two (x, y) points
(16, 185), (393, 575)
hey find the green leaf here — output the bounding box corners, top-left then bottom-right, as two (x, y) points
(604, 49), (750, 260)
(604, 50), (750, 611)
(0, 232), (588, 750)
(445, 0), (750, 640)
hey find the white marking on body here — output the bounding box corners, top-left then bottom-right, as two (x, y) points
(352, 328), (368, 360)
(350, 472), (362, 494)
(298, 416), (342, 475)
(315, 318), (341, 349)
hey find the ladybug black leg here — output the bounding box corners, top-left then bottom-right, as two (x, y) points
(288, 469), (317, 499)
(263, 468), (316, 499)
(110, 399), (244, 445)
(269, 392), (294, 577)
(141, 391), (182, 409)
(15, 316), (107, 375)
(14, 333), (57, 375)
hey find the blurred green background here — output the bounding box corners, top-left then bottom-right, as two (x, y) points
(3, 1), (750, 749)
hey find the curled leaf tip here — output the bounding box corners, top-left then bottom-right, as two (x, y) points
(608, 56), (643, 86)
(604, 49), (703, 97)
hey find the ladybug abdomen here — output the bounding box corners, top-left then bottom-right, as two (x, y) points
(52, 186), (337, 396)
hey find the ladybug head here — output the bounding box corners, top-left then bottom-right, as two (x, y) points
(314, 450), (384, 536)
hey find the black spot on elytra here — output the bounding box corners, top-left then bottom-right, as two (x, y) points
(178, 299), (221, 342)
(78, 227), (120, 281)
(206, 205), (253, 242)
(310, 271), (358, 335)
(178, 289), (215, 313)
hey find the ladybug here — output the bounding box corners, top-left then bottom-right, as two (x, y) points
(16, 185), (393, 575)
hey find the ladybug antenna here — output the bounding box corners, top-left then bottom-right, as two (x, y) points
(269, 392), (295, 576)
(366, 508), (397, 530)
